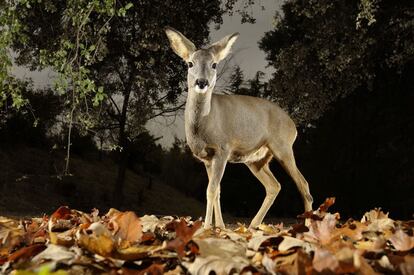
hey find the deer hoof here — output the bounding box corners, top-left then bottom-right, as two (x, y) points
(215, 223), (225, 229)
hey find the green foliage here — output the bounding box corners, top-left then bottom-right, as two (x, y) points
(0, 0), (29, 110)
(15, 265), (67, 275)
(260, 0), (414, 124)
(1, 0), (134, 121)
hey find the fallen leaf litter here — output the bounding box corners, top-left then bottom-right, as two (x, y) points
(1, 198), (413, 274)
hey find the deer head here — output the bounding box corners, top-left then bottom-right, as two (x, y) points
(165, 27), (239, 94)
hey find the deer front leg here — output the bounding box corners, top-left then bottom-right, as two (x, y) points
(205, 164), (225, 228)
(213, 185), (225, 228)
(204, 158), (227, 229)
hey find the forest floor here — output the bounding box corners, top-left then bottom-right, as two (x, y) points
(1, 147), (413, 274)
(1, 198), (413, 274)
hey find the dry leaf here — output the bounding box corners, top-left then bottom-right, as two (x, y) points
(277, 249), (313, 275)
(7, 244), (46, 263)
(122, 263), (164, 275)
(49, 228), (76, 247)
(78, 232), (114, 257)
(186, 237), (250, 274)
(355, 238), (386, 252)
(319, 197), (336, 213)
(377, 255), (394, 271)
(389, 229), (414, 251)
(400, 255), (414, 275)
(31, 244), (75, 263)
(140, 215), (161, 232)
(272, 251), (298, 267)
(1, 201), (413, 274)
(139, 215), (176, 233)
(262, 253), (277, 275)
(361, 209), (389, 223)
(298, 197), (337, 221)
(195, 237), (246, 258)
(48, 206), (75, 233)
(304, 213), (338, 245)
(219, 228), (245, 241)
(362, 209), (395, 232)
(163, 265), (184, 275)
(50, 206), (72, 220)
(184, 255), (249, 275)
(234, 224), (249, 234)
(312, 247), (339, 272)
(88, 221), (109, 234)
(115, 245), (162, 260)
(166, 219), (202, 257)
(278, 236), (313, 252)
(111, 211), (143, 245)
(258, 223), (281, 235)
(355, 254), (379, 275)
(247, 231), (282, 251)
(0, 217), (25, 257)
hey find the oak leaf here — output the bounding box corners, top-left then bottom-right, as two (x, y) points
(247, 232), (282, 251)
(7, 244), (46, 263)
(115, 245), (163, 260)
(166, 219), (202, 257)
(304, 213), (338, 245)
(362, 209), (395, 233)
(319, 197), (336, 213)
(312, 247), (339, 272)
(278, 236), (313, 252)
(184, 255), (249, 275)
(389, 229), (414, 252)
(111, 211), (143, 245)
(31, 244), (75, 263)
(48, 206), (75, 232)
(399, 255), (414, 275)
(78, 232), (114, 257)
(195, 237), (246, 258)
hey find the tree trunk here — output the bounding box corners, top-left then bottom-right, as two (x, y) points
(113, 90), (131, 207)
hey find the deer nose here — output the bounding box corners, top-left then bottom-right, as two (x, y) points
(195, 79), (209, 89)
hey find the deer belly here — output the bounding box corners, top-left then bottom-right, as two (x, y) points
(228, 146), (269, 163)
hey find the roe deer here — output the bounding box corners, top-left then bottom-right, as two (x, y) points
(165, 27), (313, 229)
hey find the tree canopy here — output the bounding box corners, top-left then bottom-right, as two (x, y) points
(260, 0), (414, 124)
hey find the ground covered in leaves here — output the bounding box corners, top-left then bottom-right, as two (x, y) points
(1, 198), (413, 274)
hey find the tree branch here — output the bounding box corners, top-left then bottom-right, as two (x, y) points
(148, 102), (186, 120)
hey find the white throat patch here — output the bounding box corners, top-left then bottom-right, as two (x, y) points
(195, 86), (208, 93)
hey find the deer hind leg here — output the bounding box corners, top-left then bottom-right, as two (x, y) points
(204, 157), (227, 229)
(247, 156), (281, 228)
(269, 143), (313, 212)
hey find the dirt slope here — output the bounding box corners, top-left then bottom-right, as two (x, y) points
(0, 146), (205, 218)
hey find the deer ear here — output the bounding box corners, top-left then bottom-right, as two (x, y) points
(209, 32), (239, 62)
(165, 27), (196, 61)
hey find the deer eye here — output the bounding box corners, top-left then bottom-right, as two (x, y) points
(212, 63), (217, 69)
(188, 62), (194, 68)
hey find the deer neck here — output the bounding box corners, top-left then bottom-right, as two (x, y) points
(185, 85), (214, 143)
(185, 87), (213, 121)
